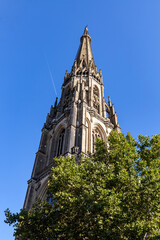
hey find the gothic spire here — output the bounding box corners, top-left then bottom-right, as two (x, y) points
(75, 26), (95, 68)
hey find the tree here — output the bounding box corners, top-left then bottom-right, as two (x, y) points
(5, 131), (160, 239)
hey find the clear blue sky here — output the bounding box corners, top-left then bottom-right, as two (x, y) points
(0, 0), (160, 238)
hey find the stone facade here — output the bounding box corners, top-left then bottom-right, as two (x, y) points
(24, 27), (120, 210)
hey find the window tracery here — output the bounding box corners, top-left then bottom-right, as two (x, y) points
(93, 85), (100, 114)
(63, 86), (74, 109)
(92, 128), (102, 152)
(56, 129), (65, 156)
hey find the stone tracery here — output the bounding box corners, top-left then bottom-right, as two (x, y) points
(93, 85), (100, 114)
(92, 128), (102, 153)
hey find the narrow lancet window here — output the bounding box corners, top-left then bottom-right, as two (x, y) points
(93, 86), (100, 114)
(57, 129), (65, 156)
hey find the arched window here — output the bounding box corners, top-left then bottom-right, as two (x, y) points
(93, 85), (100, 114)
(63, 86), (72, 110)
(92, 128), (102, 153)
(86, 121), (89, 153)
(93, 85), (99, 97)
(56, 129), (65, 156)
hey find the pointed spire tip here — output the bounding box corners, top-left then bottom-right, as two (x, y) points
(83, 25), (89, 35)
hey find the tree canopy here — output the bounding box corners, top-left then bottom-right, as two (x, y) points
(5, 131), (160, 239)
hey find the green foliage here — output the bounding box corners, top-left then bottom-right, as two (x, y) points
(5, 132), (160, 239)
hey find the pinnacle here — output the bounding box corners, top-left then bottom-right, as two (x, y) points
(83, 26), (89, 36)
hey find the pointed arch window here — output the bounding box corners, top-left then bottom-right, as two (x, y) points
(86, 120), (89, 153)
(57, 129), (65, 156)
(92, 128), (102, 153)
(93, 85), (100, 114)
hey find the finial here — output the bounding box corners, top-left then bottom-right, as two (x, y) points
(65, 69), (68, 76)
(54, 97), (58, 108)
(83, 25), (89, 35)
(108, 96), (111, 107)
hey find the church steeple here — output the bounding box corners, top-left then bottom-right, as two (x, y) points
(24, 27), (121, 210)
(75, 26), (95, 69)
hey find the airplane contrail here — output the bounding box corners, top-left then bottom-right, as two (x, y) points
(44, 53), (58, 97)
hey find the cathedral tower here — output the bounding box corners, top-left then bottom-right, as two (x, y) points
(24, 27), (120, 210)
